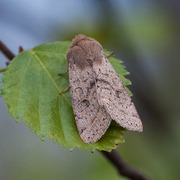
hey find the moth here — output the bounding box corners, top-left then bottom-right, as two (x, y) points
(59, 34), (143, 143)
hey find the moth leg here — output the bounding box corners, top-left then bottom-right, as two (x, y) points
(58, 70), (68, 76)
(106, 52), (115, 58)
(59, 85), (70, 94)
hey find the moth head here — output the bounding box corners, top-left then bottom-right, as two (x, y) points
(67, 34), (104, 69)
(70, 34), (92, 48)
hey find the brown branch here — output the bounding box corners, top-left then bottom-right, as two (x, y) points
(19, 46), (24, 53)
(101, 150), (151, 180)
(0, 41), (15, 61)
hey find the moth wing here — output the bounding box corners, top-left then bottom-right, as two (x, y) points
(93, 56), (143, 132)
(68, 63), (112, 143)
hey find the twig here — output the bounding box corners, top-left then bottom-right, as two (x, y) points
(0, 41), (15, 61)
(19, 46), (24, 53)
(101, 150), (151, 180)
(0, 68), (7, 73)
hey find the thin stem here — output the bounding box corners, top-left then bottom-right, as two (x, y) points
(0, 68), (7, 73)
(101, 150), (151, 180)
(0, 41), (15, 61)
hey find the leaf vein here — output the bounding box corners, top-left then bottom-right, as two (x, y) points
(29, 50), (71, 106)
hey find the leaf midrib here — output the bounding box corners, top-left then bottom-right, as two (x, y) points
(33, 50), (66, 57)
(29, 50), (71, 106)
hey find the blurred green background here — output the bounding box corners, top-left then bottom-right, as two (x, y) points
(0, 0), (180, 179)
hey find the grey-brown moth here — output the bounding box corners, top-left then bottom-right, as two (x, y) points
(59, 34), (143, 143)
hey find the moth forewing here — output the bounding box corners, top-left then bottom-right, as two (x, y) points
(93, 54), (143, 132)
(67, 42), (112, 143)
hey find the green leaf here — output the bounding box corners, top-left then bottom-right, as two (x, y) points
(0, 41), (131, 151)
